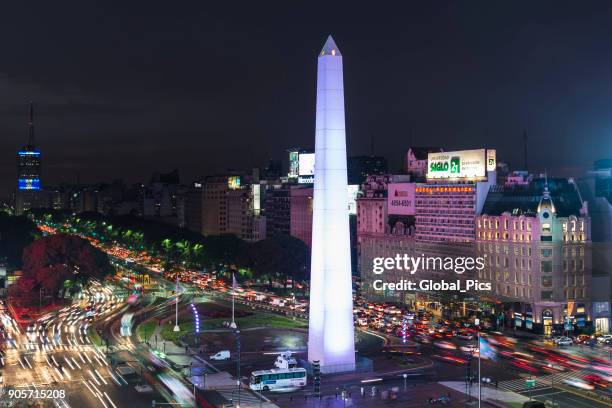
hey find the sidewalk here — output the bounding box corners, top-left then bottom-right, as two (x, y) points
(267, 382), (504, 408)
(440, 381), (528, 406)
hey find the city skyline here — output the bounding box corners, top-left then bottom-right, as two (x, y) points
(0, 4), (611, 408)
(4, 2), (612, 195)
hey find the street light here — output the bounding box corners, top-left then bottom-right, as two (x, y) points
(173, 273), (180, 332)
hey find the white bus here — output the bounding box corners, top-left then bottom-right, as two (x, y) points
(249, 367), (307, 392)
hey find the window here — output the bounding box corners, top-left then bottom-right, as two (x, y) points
(541, 248), (552, 257)
(542, 223), (551, 232)
(541, 261), (553, 273)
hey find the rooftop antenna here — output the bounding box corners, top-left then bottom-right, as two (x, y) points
(27, 101), (35, 147)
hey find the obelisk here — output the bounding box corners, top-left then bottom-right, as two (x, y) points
(308, 35), (356, 373)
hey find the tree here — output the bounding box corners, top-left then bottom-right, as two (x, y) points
(247, 234), (310, 291)
(202, 234), (249, 274)
(17, 234), (113, 300)
(0, 213), (38, 267)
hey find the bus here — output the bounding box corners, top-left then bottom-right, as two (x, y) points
(249, 367), (307, 392)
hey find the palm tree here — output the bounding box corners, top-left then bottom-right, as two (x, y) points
(161, 239), (174, 268)
(175, 240), (191, 266)
(191, 243), (204, 268)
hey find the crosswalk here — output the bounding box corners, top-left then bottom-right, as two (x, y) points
(216, 387), (269, 407)
(498, 369), (592, 393)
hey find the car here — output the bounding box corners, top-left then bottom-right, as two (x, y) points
(574, 334), (591, 344)
(135, 384), (153, 393)
(583, 374), (609, 389)
(554, 336), (573, 346)
(597, 334), (612, 343)
(210, 350), (231, 360)
(456, 332), (474, 341)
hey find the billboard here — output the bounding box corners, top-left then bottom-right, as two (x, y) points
(288, 150), (299, 178)
(228, 176), (241, 190)
(388, 183), (415, 215)
(298, 153), (315, 176)
(486, 149), (496, 171)
(427, 149), (494, 180)
(298, 153), (315, 184)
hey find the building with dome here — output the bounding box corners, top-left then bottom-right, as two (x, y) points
(476, 177), (594, 335)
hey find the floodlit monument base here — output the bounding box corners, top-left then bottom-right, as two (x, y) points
(301, 355), (372, 375)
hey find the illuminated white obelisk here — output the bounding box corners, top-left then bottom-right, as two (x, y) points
(308, 35), (355, 373)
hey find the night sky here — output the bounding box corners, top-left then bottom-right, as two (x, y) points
(2, 2), (612, 196)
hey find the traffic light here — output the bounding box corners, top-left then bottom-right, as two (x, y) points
(312, 360), (321, 396)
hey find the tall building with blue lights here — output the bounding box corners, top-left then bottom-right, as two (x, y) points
(15, 103), (44, 214)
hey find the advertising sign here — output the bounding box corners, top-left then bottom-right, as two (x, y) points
(387, 183), (415, 215)
(228, 176), (241, 190)
(427, 149), (491, 180)
(298, 152), (315, 184)
(298, 153), (315, 176)
(486, 149), (497, 171)
(288, 150), (299, 178)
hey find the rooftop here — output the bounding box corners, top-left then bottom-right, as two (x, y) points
(482, 178), (583, 217)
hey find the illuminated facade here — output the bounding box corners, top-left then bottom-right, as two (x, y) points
(15, 103), (45, 215)
(308, 36), (355, 372)
(476, 178), (595, 335)
(200, 172), (266, 241)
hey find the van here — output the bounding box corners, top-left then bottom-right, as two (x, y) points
(210, 350), (231, 360)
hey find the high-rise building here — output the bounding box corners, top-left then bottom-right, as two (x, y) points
(308, 36), (355, 372)
(184, 180), (204, 233)
(15, 103), (46, 215)
(290, 187), (313, 247)
(200, 172), (266, 241)
(414, 149), (497, 242)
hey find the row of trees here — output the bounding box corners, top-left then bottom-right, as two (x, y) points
(29, 209), (310, 290)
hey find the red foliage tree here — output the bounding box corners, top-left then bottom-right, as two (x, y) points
(18, 234), (113, 298)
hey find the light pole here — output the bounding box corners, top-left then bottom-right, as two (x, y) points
(403, 373), (407, 391)
(477, 332), (481, 408)
(235, 328), (241, 407)
(173, 273), (180, 333)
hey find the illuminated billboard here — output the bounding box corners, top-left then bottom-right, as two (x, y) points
(427, 149), (494, 181)
(388, 183), (415, 215)
(288, 150), (299, 178)
(228, 176), (241, 190)
(298, 153), (315, 176)
(486, 149), (496, 171)
(298, 152), (315, 184)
